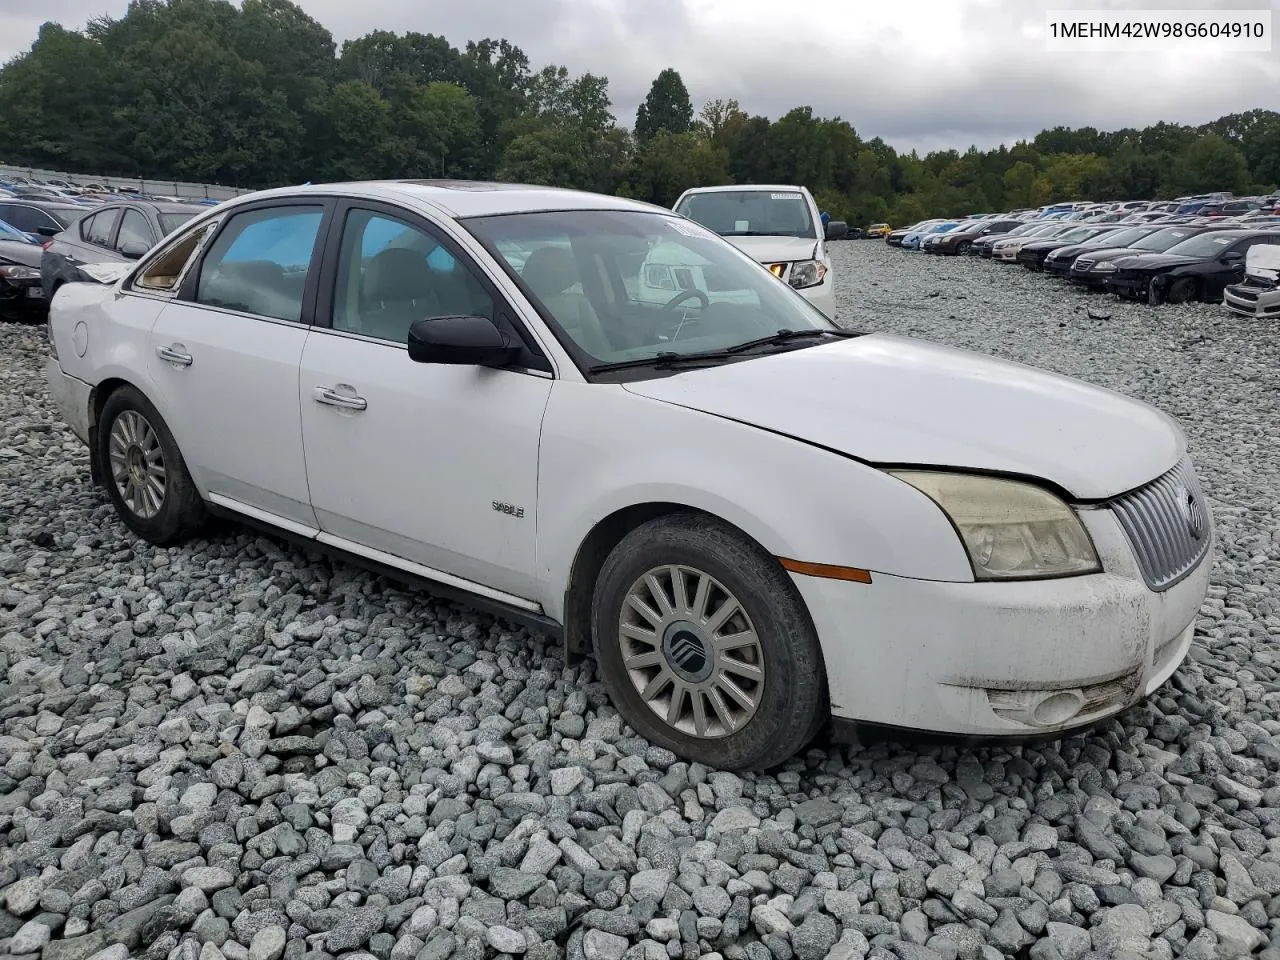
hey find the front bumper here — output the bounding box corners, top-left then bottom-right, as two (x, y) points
(1108, 272), (1154, 299)
(1223, 284), (1280, 318)
(1043, 258), (1074, 277)
(0, 275), (47, 316)
(992, 245), (1022, 261)
(792, 503), (1211, 736)
(1069, 268), (1113, 289)
(44, 356), (92, 445)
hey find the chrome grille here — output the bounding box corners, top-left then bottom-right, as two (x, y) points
(1074, 257), (1095, 270)
(1108, 457), (1212, 591)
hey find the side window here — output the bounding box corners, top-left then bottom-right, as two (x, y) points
(116, 209), (153, 256)
(195, 206), (323, 323)
(135, 222), (217, 293)
(85, 208), (121, 247)
(332, 209), (494, 344)
(1, 206), (36, 232)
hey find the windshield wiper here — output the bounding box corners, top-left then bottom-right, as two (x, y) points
(587, 350), (739, 373)
(720, 328), (856, 354)
(586, 329), (857, 374)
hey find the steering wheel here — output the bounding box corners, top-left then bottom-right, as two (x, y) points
(662, 289), (710, 311)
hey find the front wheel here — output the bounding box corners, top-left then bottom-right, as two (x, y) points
(591, 513), (827, 769)
(97, 385), (206, 545)
(956, 241), (971, 255)
(1165, 276), (1199, 304)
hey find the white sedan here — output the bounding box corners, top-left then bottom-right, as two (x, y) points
(44, 180), (1213, 770)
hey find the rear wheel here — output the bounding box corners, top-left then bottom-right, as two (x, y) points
(591, 513), (827, 770)
(98, 385), (206, 545)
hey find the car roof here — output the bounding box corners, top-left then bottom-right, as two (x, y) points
(677, 184), (805, 194)
(95, 200), (199, 214)
(212, 180), (670, 220)
(0, 198), (86, 212)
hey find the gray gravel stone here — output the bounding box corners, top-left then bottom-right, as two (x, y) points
(4, 247), (1280, 960)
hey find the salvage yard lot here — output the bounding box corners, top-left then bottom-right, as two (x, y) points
(1, 241), (1279, 959)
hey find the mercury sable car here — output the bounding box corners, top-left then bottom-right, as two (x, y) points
(44, 180), (1213, 770)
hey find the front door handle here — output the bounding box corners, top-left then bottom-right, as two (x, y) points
(313, 385), (367, 411)
(156, 344), (193, 366)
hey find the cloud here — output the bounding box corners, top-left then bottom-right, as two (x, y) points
(1, 0), (1276, 153)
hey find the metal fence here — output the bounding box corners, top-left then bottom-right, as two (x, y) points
(0, 163), (252, 200)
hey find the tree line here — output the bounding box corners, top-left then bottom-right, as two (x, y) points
(1, 0), (1278, 227)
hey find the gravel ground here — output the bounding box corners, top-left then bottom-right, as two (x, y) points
(1, 243), (1279, 960)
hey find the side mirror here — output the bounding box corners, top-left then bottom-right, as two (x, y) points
(408, 315), (521, 367)
(36, 225), (59, 238)
(118, 238), (150, 260)
(1221, 251), (1244, 264)
(824, 220), (848, 241)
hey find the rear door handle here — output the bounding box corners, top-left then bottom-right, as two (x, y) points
(156, 344), (193, 366)
(313, 386), (367, 411)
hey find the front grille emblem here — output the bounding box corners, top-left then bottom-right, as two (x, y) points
(1178, 486), (1207, 541)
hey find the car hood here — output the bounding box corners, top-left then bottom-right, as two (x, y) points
(1022, 238), (1078, 253)
(622, 334), (1182, 500)
(1046, 242), (1103, 259)
(1114, 253), (1200, 271)
(722, 235), (819, 263)
(0, 240), (42, 268)
(1074, 246), (1153, 265)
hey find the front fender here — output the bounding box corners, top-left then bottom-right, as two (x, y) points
(535, 381), (973, 620)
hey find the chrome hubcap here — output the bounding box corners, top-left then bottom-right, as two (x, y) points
(619, 565), (764, 739)
(108, 410), (166, 519)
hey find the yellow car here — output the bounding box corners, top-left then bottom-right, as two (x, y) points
(866, 223), (892, 239)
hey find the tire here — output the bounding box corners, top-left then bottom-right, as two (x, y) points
(97, 385), (206, 546)
(1165, 276), (1198, 304)
(591, 512), (827, 770)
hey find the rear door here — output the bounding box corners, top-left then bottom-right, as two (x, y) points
(145, 199), (334, 530)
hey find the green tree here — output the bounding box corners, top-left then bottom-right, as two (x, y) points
(634, 68), (693, 141)
(1165, 134), (1250, 195)
(623, 129), (728, 206)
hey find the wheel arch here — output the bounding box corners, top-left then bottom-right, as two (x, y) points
(562, 501), (801, 659)
(86, 377), (151, 485)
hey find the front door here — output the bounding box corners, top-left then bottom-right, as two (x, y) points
(298, 204), (552, 601)
(147, 202), (330, 530)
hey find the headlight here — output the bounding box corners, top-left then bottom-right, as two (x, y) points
(1094, 261), (1116, 272)
(0, 265), (40, 280)
(788, 259), (828, 289)
(890, 471), (1101, 580)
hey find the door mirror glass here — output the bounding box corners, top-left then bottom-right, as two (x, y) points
(118, 237), (150, 259)
(407, 315), (521, 367)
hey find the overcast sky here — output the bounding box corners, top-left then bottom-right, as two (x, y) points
(2, 0), (1277, 154)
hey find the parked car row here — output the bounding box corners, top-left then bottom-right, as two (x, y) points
(885, 196), (1280, 307)
(0, 190), (215, 321)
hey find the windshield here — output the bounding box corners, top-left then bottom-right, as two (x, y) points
(1089, 227), (1149, 247)
(1055, 227), (1096, 242)
(48, 207), (85, 228)
(674, 190), (815, 239)
(465, 209), (836, 370)
(159, 211), (197, 234)
(1162, 231), (1241, 258)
